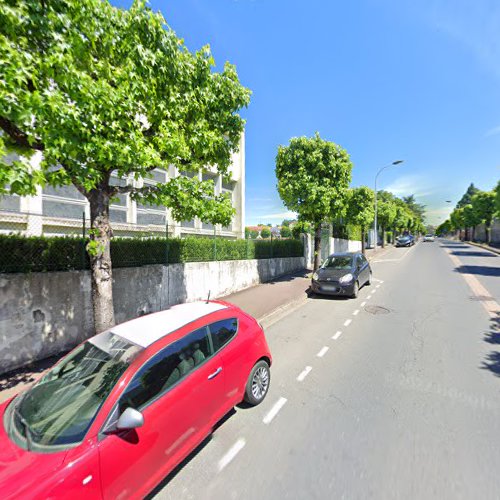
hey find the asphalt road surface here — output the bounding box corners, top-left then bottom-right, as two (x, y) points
(153, 239), (500, 500)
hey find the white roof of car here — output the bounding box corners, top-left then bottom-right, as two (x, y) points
(110, 301), (228, 348)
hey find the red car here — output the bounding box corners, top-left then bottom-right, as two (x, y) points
(0, 301), (272, 499)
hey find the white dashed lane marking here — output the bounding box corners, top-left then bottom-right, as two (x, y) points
(344, 319), (352, 327)
(263, 397), (288, 425)
(218, 439), (246, 471)
(360, 301), (366, 307)
(332, 330), (342, 340)
(297, 366), (312, 382)
(353, 309), (359, 316)
(317, 346), (329, 358)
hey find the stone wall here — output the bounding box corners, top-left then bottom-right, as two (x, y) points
(0, 256), (305, 374)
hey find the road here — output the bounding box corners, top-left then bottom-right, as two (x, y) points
(153, 239), (500, 500)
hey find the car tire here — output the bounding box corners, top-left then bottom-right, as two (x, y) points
(244, 360), (270, 406)
(351, 281), (359, 299)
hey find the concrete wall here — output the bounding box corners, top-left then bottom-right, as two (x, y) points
(0, 256), (305, 374)
(302, 233), (362, 268)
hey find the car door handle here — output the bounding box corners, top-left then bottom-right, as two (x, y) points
(208, 367), (222, 380)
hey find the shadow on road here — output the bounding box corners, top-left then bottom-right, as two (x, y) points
(454, 265), (500, 278)
(264, 269), (311, 285)
(146, 408), (237, 498)
(481, 314), (500, 377)
(451, 251), (497, 258)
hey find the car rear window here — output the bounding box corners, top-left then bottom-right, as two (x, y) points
(209, 318), (238, 352)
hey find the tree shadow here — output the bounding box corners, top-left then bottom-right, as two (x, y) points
(145, 408), (237, 498)
(451, 251), (497, 258)
(454, 266), (500, 278)
(0, 351), (68, 391)
(481, 314), (500, 377)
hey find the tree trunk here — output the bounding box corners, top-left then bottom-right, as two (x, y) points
(472, 226), (475, 241)
(486, 222), (491, 245)
(313, 224), (322, 270)
(88, 189), (115, 334)
(361, 228), (366, 255)
(381, 225), (386, 248)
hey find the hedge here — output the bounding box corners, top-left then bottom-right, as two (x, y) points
(332, 223), (362, 241)
(0, 234), (304, 273)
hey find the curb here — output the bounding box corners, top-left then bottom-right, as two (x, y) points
(258, 294), (309, 330)
(467, 241), (500, 256)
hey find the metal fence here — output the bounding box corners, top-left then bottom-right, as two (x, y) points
(0, 210), (304, 273)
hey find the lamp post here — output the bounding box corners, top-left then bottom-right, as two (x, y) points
(374, 160), (404, 250)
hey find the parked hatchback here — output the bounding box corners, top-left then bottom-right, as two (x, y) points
(395, 235), (414, 247)
(0, 301), (272, 499)
(311, 251), (372, 298)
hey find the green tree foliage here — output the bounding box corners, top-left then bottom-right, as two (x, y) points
(449, 207), (465, 232)
(494, 180), (500, 216)
(456, 183), (480, 209)
(376, 191), (397, 247)
(260, 227), (271, 239)
(346, 186), (374, 254)
(462, 204), (481, 240)
(275, 133), (352, 269)
(0, 0), (250, 333)
(402, 195), (426, 222)
(471, 191), (496, 243)
(436, 220), (451, 236)
(280, 226), (291, 238)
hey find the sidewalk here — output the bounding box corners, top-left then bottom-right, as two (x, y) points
(0, 245), (393, 403)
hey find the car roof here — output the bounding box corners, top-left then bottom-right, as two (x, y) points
(109, 301), (229, 348)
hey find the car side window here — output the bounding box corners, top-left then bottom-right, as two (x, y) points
(209, 318), (238, 353)
(118, 327), (212, 413)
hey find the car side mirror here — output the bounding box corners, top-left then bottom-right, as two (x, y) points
(116, 407), (144, 431)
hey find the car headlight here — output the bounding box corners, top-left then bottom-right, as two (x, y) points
(312, 272), (319, 281)
(339, 273), (353, 284)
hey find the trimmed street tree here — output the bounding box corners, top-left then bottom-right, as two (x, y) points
(376, 191), (397, 247)
(495, 180), (500, 217)
(0, 0), (250, 333)
(462, 203), (481, 241)
(260, 227), (271, 239)
(346, 186), (374, 254)
(456, 183), (480, 209)
(280, 226), (291, 238)
(275, 133), (352, 270)
(471, 191), (496, 244)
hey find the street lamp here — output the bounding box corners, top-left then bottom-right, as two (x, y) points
(374, 160), (404, 250)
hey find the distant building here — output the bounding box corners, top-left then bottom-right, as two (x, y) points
(0, 135), (245, 239)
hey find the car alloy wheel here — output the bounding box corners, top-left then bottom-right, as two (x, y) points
(244, 360), (270, 406)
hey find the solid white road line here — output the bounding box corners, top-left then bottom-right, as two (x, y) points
(263, 397), (288, 425)
(218, 438), (246, 471)
(344, 319), (352, 327)
(317, 346), (329, 358)
(297, 366), (312, 382)
(360, 301), (366, 307)
(332, 330), (342, 340)
(353, 309), (360, 316)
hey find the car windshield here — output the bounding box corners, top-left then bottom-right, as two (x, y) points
(321, 256), (353, 270)
(4, 331), (143, 452)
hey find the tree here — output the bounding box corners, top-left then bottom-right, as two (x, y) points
(402, 194), (426, 222)
(249, 229), (259, 239)
(260, 227), (271, 239)
(376, 191), (397, 247)
(494, 180), (500, 217)
(346, 187), (374, 254)
(281, 219), (294, 227)
(436, 220), (451, 236)
(462, 204), (481, 241)
(450, 208), (465, 239)
(471, 191), (496, 244)
(0, 0), (250, 333)
(275, 133), (352, 270)
(280, 226), (291, 238)
(456, 183), (480, 209)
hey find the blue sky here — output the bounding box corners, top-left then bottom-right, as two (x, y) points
(115, 0), (500, 226)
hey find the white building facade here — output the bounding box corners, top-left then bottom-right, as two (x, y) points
(0, 134), (245, 239)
